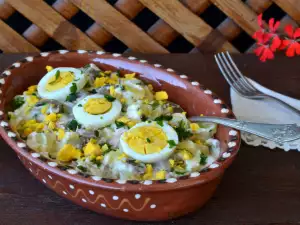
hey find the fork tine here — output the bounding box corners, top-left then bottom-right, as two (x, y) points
(220, 52), (254, 94)
(225, 52), (258, 92)
(214, 54), (248, 96)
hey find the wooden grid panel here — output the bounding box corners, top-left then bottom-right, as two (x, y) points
(0, 0), (299, 53)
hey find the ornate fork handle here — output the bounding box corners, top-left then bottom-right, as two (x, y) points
(189, 116), (300, 143)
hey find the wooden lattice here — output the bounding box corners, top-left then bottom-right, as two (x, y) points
(0, 0), (299, 53)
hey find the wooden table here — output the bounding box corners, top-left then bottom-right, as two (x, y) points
(1, 53), (300, 225)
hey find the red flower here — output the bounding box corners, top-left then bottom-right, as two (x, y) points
(254, 33), (275, 62)
(281, 25), (300, 57)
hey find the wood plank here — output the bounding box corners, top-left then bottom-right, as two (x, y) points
(273, 0), (300, 23)
(0, 20), (39, 52)
(0, 0), (15, 19)
(139, 0), (238, 52)
(71, 0), (168, 53)
(210, 0), (260, 36)
(86, 0), (145, 47)
(6, 0), (101, 50)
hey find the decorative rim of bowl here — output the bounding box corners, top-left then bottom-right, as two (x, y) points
(0, 50), (241, 191)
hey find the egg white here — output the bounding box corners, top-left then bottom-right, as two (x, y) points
(37, 67), (87, 102)
(72, 94), (122, 129)
(119, 121), (178, 163)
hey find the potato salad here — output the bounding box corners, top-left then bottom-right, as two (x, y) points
(8, 64), (220, 180)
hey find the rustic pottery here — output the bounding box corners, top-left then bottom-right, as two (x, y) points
(0, 51), (240, 221)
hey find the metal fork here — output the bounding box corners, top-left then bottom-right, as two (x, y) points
(214, 51), (300, 115)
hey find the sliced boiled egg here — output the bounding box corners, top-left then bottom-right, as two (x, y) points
(72, 94), (122, 129)
(119, 121), (178, 163)
(37, 67), (87, 102)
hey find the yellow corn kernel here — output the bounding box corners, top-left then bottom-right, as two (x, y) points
(190, 123), (200, 131)
(169, 159), (175, 168)
(57, 144), (81, 162)
(110, 86), (115, 96)
(96, 155), (104, 161)
(124, 73), (136, 79)
(143, 164), (153, 180)
(48, 121), (56, 130)
(46, 65), (53, 72)
(57, 128), (65, 141)
(155, 170), (166, 180)
(41, 105), (48, 114)
(155, 91), (168, 101)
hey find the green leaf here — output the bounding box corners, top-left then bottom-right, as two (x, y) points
(78, 104), (82, 107)
(89, 89), (97, 94)
(146, 138), (151, 143)
(104, 94), (116, 102)
(115, 121), (126, 129)
(167, 140), (176, 148)
(116, 69), (121, 77)
(70, 83), (77, 94)
(175, 120), (193, 141)
(174, 170), (186, 175)
(151, 101), (160, 110)
(200, 153), (208, 165)
(83, 64), (91, 69)
(155, 115), (173, 122)
(48, 70), (60, 85)
(156, 120), (163, 127)
(12, 96), (25, 110)
(77, 165), (87, 172)
(67, 119), (80, 131)
(66, 93), (77, 102)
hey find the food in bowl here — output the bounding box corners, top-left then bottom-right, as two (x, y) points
(8, 64), (220, 180)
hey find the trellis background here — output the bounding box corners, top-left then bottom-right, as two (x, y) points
(0, 0), (298, 54)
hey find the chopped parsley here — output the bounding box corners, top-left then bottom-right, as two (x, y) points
(74, 78), (80, 81)
(151, 101), (160, 110)
(77, 165), (87, 172)
(94, 130), (99, 137)
(49, 70), (60, 84)
(200, 153), (208, 165)
(141, 115), (148, 122)
(100, 116), (103, 119)
(167, 140), (176, 148)
(84, 81), (91, 88)
(89, 89), (97, 94)
(78, 104), (82, 107)
(83, 64), (91, 69)
(104, 94), (116, 102)
(67, 119), (80, 131)
(116, 69), (121, 77)
(146, 138), (151, 143)
(175, 120), (193, 141)
(115, 121), (126, 128)
(12, 96), (25, 110)
(154, 115), (172, 127)
(70, 83), (77, 93)
(90, 157), (101, 168)
(66, 93), (77, 102)
(174, 170), (186, 175)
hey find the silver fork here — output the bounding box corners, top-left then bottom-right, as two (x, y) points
(214, 51), (300, 115)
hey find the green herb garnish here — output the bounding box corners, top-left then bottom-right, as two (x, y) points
(89, 89), (97, 94)
(116, 69), (121, 77)
(78, 104), (82, 107)
(154, 115), (172, 127)
(84, 81), (91, 88)
(104, 94), (116, 102)
(151, 101), (160, 110)
(167, 140), (176, 148)
(146, 138), (151, 143)
(90, 157), (101, 167)
(83, 64), (91, 69)
(115, 121), (126, 129)
(67, 119), (80, 131)
(49, 70), (60, 84)
(200, 153), (208, 165)
(94, 130), (99, 137)
(66, 93), (77, 102)
(70, 83), (77, 93)
(12, 96), (25, 110)
(175, 120), (193, 141)
(174, 170), (186, 175)
(156, 120), (163, 127)
(141, 115), (147, 122)
(77, 165), (87, 172)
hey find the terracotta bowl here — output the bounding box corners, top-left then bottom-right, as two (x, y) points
(0, 51), (240, 221)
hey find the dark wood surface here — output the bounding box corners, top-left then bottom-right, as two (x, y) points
(1, 53), (300, 225)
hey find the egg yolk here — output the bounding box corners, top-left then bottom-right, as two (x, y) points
(83, 98), (112, 115)
(123, 126), (168, 155)
(45, 71), (74, 92)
